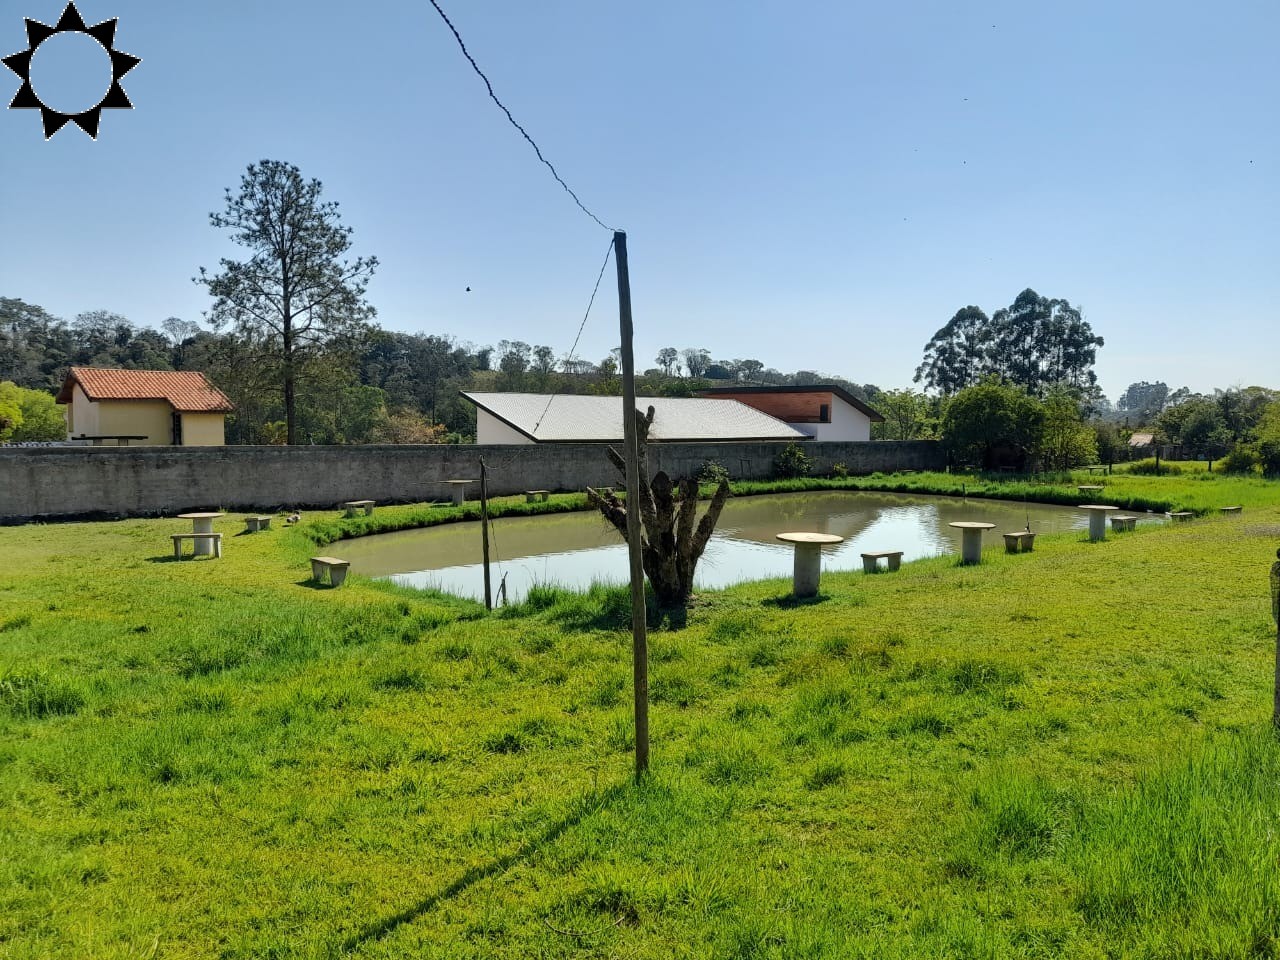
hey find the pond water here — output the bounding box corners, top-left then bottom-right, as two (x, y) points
(341, 491), (1163, 603)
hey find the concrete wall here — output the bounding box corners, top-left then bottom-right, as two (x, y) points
(0, 440), (944, 522)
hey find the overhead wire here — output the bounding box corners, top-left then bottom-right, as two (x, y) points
(532, 238), (614, 435)
(426, 0), (615, 232)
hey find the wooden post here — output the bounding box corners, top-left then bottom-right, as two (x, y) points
(1272, 550), (1280, 727)
(480, 458), (492, 611)
(615, 230), (649, 779)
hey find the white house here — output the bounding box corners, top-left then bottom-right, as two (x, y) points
(463, 392), (809, 445)
(697, 385), (884, 442)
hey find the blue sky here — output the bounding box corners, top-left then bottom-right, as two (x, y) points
(2, 0), (1276, 398)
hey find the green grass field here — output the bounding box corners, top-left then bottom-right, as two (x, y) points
(2, 474), (1279, 958)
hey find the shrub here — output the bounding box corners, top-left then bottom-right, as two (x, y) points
(830, 462), (849, 479)
(698, 459), (731, 485)
(774, 443), (812, 479)
(1218, 445), (1259, 475)
(1127, 458), (1183, 476)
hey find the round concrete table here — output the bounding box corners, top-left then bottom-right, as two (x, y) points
(441, 479), (476, 506)
(177, 512), (224, 556)
(948, 521), (995, 564)
(1080, 504), (1119, 542)
(776, 532), (844, 598)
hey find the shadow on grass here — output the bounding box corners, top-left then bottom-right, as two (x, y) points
(338, 782), (625, 954)
(294, 579), (339, 591)
(760, 593), (831, 609)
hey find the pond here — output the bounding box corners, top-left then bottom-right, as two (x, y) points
(341, 491), (1161, 603)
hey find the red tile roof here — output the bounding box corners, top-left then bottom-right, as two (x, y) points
(56, 367), (234, 413)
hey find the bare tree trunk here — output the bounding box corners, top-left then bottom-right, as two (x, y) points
(587, 406), (731, 607)
(283, 318), (296, 446)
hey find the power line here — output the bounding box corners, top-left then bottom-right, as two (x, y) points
(426, 0), (615, 232)
(532, 237), (615, 434)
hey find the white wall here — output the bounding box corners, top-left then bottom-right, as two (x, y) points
(797, 398), (871, 442)
(476, 409), (533, 445)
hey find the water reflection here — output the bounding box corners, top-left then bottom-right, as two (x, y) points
(338, 491), (1159, 602)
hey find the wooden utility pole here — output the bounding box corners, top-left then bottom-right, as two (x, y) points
(615, 230), (649, 778)
(1272, 549), (1280, 727)
(480, 458), (492, 611)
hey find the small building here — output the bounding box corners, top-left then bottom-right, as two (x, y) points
(55, 367), (234, 446)
(697, 385), (884, 442)
(1128, 431), (1155, 451)
(463, 392), (808, 445)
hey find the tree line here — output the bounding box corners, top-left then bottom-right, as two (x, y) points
(4, 158), (1275, 472)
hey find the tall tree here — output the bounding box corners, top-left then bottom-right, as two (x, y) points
(655, 347), (679, 376)
(197, 160), (378, 444)
(1116, 380), (1170, 423)
(914, 306), (990, 396)
(681, 347), (710, 379)
(985, 289), (1103, 395)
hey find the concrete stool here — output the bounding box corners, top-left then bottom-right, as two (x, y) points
(244, 516), (273, 533)
(310, 556), (350, 587)
(1080, 505), (1119, 542)
(1003, 531), (1035, 553)
(342, 500), (375, 517)
(1221, 506), (1242, 516)
(776, 532), (844, 598)
(1169, 511), (1194, 523)
(949, 522), (995, 564)
(442, 480), (475, 506)
(1110, 515), (1138, 532)
(525, 490), (550, 503)
(861, 550), (903, 573)
(1077, 485), (1104, 495)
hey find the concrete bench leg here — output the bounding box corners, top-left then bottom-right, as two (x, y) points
(310, 559), (325, 582)
(862, 556), (877, 574)
(329, 566), (349, 588)
(213, 537), (222, 559)
(887, 555), (901, 571)
(174, 539), (182, 560)
(793, 543), (823, 597)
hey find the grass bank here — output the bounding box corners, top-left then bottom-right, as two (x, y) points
(1, 479), (1279, 957)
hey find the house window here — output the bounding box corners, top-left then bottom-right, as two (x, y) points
(819, 404), (830, 423)
(171, 412), (183, 445)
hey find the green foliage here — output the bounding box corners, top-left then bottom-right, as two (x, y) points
(1040, 390), (1098, 470)
(830, 462), (848, 479)
(773, 442), (812, 478)
(0, 381), (66, 442)
(1126, 458), (1184, 476)
(1257, 401), (1280, 477)
(916, 291), (1103, 397)
(0, 384), (21, 443)
(1156, 395), (1230, 453)
(872, 387), (931, 440)
(941, 380), (1045, 469)
(697, 459), (730, 485)
(1219, 445), (1259, 475)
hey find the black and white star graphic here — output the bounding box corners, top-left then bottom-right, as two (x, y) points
(4, 2), (140, 139)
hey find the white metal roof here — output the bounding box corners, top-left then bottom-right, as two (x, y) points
(463, 392), (809, 443)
